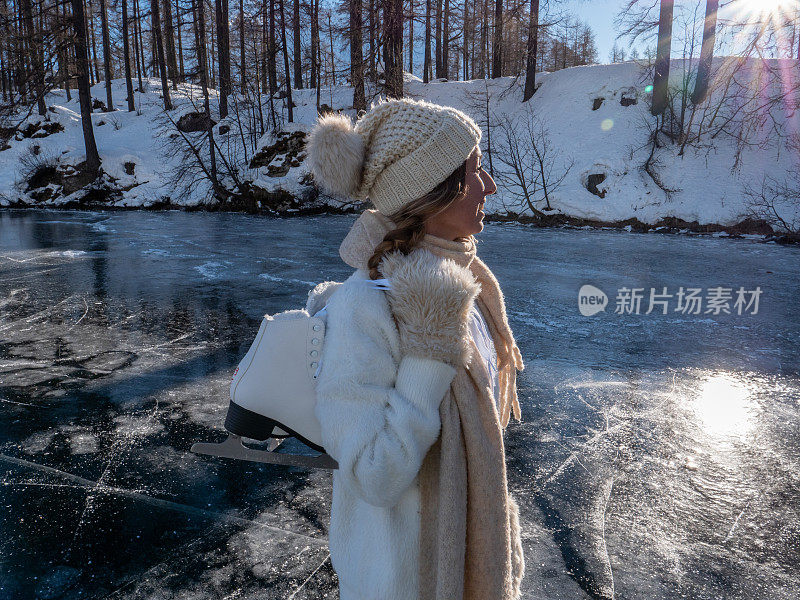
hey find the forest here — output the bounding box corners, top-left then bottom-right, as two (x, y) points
(1, 1), (799, 236)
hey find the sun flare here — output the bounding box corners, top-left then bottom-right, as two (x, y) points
(738, 0), (797, 17)
(742, 0), (798, 13)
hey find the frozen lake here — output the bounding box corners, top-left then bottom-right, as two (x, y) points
(1, 209), (798, 599)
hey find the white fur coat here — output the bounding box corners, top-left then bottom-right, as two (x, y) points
(311, 261), (466, 600)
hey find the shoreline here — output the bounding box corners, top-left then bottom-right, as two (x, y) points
(2, 200), (798, 246)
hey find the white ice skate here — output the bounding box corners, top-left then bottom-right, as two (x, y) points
(191, 307), (339, 470)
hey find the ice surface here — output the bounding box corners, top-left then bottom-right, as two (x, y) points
(1, 209), (798, 599)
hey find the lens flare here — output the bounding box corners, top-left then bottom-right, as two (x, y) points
(644, 85), (653, 93)
(601, 119), (614, 131)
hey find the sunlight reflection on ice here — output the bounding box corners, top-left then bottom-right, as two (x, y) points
(692, 373), (756, 437)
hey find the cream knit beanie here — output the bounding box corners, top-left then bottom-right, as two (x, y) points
(304, 97), (482, 216)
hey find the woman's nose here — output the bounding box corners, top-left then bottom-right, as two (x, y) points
(482, 171), (497, 196)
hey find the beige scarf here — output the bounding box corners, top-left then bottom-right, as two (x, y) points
(339, 209), (526, 600)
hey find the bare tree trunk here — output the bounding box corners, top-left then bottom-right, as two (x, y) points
(463, 0), (468, 80)
(133, 0), (144, 86)
(651, 0), (673, 115)
(293, 0), (302, 88)
(279, 0), (293, 121)
(150, 0), (173, 109)
(88, 0), (101, 83)
(691, 0), (717, 105)
(267, 0), (277, 95)
(216, 0), (230, 116)
(523, 0), (538, 101)
(367, 0), (374, 82)
(479, 0), (486, 78)
(350, 0), (365, 111)
(71, 0), (101, 175)
(442, 0), (449, 79)
(192, 0), (202, 80)
(408, 0), (414, 74)
(383, 0), (403, 97)
(261, 0), (267, 91)
(424, 0), (431, 82)
(122, 0), (136, 110)
(20, 0), (45, 114)
(310, 0), (318, 88)
(99, 0), (114, 109)
(14, 0), (25, 100)
(435, 0), (442, 78)
(239, 0), (245, 92)
(177, 0), (185, 78)
(327, 9), (335, 85)
(193, 0), (219, 194)
(315, 0), (320, 109)
(208, 3), (215, 87)
(60, 0), (73, 101)
(492, 0), (501, 77)
(163, 0), (179, 86)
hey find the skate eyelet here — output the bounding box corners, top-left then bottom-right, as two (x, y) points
(311, 338), (319, 345)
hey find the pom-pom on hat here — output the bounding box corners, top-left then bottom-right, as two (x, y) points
(304, 97), (482, 216)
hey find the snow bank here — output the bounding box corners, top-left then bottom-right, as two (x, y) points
(1, 60), (798, 229)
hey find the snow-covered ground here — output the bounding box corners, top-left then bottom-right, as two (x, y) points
(1, 59), (798, 230)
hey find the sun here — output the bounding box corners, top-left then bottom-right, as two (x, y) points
(738, 0), (797, 17)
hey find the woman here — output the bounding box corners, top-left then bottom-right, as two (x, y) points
(305, 97), (526, 600)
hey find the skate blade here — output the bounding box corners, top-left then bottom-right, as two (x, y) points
(191, 435), (338, 470)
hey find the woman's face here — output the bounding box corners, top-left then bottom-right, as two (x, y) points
(423, 147), (497, 241)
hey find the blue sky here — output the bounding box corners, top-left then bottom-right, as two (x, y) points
(557, 0), (651, 62)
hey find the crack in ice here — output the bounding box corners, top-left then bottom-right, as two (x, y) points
(0, 453), (326, 544)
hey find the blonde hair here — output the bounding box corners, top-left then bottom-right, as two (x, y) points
(367, 160), (469, 280)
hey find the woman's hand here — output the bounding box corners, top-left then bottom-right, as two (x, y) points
(379, 248), (481, 368)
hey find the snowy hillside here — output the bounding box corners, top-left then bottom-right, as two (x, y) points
(1, 59), (798, 232)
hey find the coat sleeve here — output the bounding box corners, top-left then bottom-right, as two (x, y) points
(315, 281), (456, 508)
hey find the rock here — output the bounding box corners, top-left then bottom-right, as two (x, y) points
(586, 173), (607, 198)
(176, 111), (217, 133)
(249, 130), (307, 177)
(19, 121), (64, 139)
